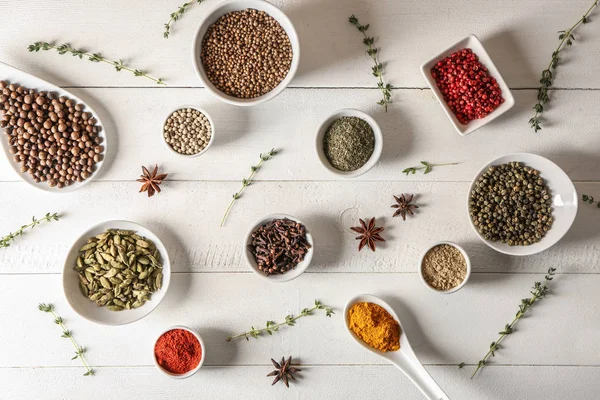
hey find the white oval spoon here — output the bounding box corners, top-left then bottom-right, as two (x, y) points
(344, 294), (450, 400)
(0, 61), (108, 193)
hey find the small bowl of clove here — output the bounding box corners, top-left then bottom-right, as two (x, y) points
(243, 214), (314, 283)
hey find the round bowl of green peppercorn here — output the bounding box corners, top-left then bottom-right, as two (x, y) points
(315, 109), (383, 178)
(467, 153), (577, 256)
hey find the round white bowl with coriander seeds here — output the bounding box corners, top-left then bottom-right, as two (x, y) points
(467, 153), (578, 256)
(62, 220), (172, 326)
(161, 105), (215, 158)
(315, 109), (383, 178)
(243, 214), (314, 283)
(191, 0), (300, 106)
(153, 325), (205, 379)
(419, 242), (471, 294)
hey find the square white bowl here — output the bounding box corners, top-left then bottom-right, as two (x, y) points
(420, 34), (515, 136)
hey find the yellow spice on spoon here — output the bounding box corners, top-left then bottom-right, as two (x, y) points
(348, 302), (400, 352)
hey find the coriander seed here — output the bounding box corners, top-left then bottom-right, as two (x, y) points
(201, 8), (293, 99)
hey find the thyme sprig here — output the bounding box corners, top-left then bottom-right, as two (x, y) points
(164, 0), (206, 38)
(402, 161), (459, 176)
(226, 300), (334, 342)
(529, 0), (598, 132)
(0, 213), (59, 249)
(468, 268), (557, 378)
(220, 148), (278, 227)
(38, 303), (93, 376)
(28, 42), (165, 85)
(349, 15), (392, 111)
(582, 194), (600, 208)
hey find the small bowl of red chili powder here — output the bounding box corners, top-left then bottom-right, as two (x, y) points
(153, 326), (205, 378)
(421, 34), (515, 136)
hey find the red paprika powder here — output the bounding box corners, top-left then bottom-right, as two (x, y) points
(154, 328), (202, 374)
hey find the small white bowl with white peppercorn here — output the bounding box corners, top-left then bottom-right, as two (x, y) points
(315, 109), (383, 178)
(243, 214), (314, 283)
(161, 106), (214, 158)
(192, 0), (300, 106)
(419, 242), (471, 294)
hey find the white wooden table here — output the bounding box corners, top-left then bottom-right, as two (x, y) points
(1, 1), (599, 398)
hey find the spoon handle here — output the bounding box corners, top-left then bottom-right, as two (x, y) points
(389, 357), (450, 400)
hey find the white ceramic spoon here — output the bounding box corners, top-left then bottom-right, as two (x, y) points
(0, 61), (108, 193)
(344, 294), (450, 400)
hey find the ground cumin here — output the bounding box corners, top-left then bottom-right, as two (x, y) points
(348, 302), (400, 352)
(421, 244), (467, 291)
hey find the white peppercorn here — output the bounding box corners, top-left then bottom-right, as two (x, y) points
(163, 108), (212, 156)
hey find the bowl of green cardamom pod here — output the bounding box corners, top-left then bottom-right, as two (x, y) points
(315, 109), (383, 178)
(62, 220), (172, 326)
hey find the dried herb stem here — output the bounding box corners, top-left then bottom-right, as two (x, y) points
(349, 15), (392, 111)
(226, 300), (334, 342)
(468, 267), (557, 378)
(402, 161), (459, 176)
(0, 213), (59, 249)
(529, 0), (598, 132)
(220, 148), (278, 227)
(38, 303), (93, 376)
(582, 194), (600, 208)
(164, 0), (206, 38)
(27, 42), (165, 85)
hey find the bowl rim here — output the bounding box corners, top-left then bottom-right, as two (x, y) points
(191, 0), (300, 106)
(418, 241), (471, 294)
(243, 213), (314, 283)
(153, 325), (206, 379)
(419, 34), (515, 136)
(0, 60), (108, 193)
(466, 152), (578, 256)
(314, 108), (383, 178)
(62, 220), (172, 326)
(161, 105), (215, 158)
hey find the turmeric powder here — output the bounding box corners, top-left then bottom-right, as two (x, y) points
(348, 302), (400, 352)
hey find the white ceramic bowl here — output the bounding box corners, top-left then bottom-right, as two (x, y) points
(467, 153), (578, 256)
(0, 61), (108, 192)
(161, 105), (215, 158)
(244, 213), (314, 282)
(419, 241), (471, 294)
(191, 0), (300, 106)
(153, 325), (205, 379)
(420, 34), (515, 136)
(315, 109), (383, 178)
(63, 220), (172, 326)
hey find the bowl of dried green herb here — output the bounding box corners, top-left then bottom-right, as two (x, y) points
(315, 109), (383, 178)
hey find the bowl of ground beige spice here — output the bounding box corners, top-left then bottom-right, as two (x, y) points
(419, 242), (471, 293)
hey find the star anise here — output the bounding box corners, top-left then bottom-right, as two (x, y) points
(267, 356), (301, 388)
(137, 165), (168, 197)
(391, 194), (419, 220)
(351, 218), (385, 252)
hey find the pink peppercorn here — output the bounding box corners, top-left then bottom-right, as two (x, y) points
(430, 48), (504, 125)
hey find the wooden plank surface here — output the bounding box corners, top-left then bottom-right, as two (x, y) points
(1, 273), (599, 367)
(0, 181), (598, 274)
(1, 0), (599, 399)
(0, 88), (599, 183)
(0, 0), (598, 88)
(2, 366), (600, 400)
